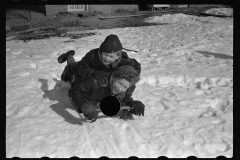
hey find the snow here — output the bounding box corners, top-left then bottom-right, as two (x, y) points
(6, 14), (233, 158)
(204, 7), (233, 16)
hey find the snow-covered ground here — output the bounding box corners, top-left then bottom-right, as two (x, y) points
(6, 14), (233, 158)
(204, 7), (233, 16)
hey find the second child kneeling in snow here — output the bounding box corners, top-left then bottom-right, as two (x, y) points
(67, 64), (145, 121)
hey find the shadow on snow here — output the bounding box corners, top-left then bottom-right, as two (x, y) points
(37, 78), (118, 125)
(38, 78), (86, 125)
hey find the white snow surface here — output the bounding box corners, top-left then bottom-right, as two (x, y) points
(204, 8), (233, 16)
(6, 14), (233, 158)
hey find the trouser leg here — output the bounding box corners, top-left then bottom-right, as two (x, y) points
(60, 56), (77, 85)
(67, 55), (75, 65)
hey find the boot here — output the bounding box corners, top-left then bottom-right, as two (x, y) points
(58, 50), (75, 64)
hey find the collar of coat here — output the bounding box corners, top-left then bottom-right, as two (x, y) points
(98, 48), (122, 70)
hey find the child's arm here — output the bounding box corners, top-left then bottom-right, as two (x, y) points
(68, 77), (102, 120)
(68, 77), (99, 106)
(121, 85), (145, 116)
(129, 58), (141, 75)
(120, 85), (135, 108)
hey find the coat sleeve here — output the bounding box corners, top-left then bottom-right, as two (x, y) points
(129, 58), (141, 75)
(68, 78), (97, 107)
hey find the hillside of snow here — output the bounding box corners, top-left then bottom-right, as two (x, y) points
(6, 14), (233, 158)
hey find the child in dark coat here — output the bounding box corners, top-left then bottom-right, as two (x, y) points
(68, 64), (145, 121)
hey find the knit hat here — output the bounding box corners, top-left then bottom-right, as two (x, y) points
(113, 65), (140, 84)
(101, 34), (123, 53)
(99, 34), (138, 54)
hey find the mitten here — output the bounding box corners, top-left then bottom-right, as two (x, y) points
(93, 71), (110, 87)
(81, 102), (99, 121)
(132, 100), (145, 116)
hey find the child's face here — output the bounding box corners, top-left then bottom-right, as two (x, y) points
(101, 51), (121, 65)
(112, 78), (131, 95)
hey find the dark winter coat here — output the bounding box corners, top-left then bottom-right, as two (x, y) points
(68, 72), (135, 110)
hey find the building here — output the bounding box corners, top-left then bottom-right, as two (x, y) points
(33, 4), (220, 16)
(35, 5), (139, 16)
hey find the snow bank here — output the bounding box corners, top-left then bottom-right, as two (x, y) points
(204, 8), (233, 16)
(145, 13), (233, 26)
(145, 13), (203, 26)
(138, 74), (232, 89)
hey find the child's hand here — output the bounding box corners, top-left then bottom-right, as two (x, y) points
(133, 101), (145, 116)
(93, 71), (109, 87)
(81, 102), (99, 121)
